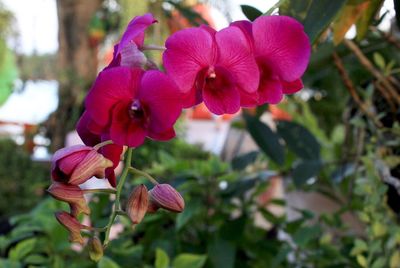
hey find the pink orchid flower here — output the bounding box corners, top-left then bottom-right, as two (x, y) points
(231, 16), (311, 105)
(108, 13), (157, 69)
(85, 67), (182, 148)
(76, 112), (123, 187)
(163, 25), (260, 115)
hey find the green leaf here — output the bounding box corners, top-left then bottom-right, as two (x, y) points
(172, 254), (207, 268)
(176, 201), (200, 231)
(293, 225), (321, 247)
(302, 0), (347, 43)
(371, 257), (386, 268)
(231, 151), (259, 170)
(208, 238), (235, 268)
(277, 121), (320, 160)
(356, 0), (384, 40)
(155, 248), (170, 268)
(240, 5), (262, 21)
(332, 1), (368, 45)
(24, 254), (49, 265)
(280, 0), (347, 43)
(98, 256), (120, 268)
(244, 114), (285, 165)
(0, 258), (21, 268)
(9, 238), (36, 261)
(373, 52), (386, 70)
(356, 254), (367, 267)
(292, 159), (322, 187)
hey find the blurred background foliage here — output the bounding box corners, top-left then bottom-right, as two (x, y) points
(0, 0), (400, 267)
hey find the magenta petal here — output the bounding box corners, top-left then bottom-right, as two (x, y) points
(253, 15), (311, 82)
(76, 112), (101, 147)
(148, 128), (176, 141)
(52, 145), (92, 164)
(240, 90), (259, 107)
(99, 133), (123, 187)
(215, 26), (259, 94)
(230, 20), (254, 51)
(110, 102), (146, 147)
(118, 13), (157, 53)
(258, 78), (283, 105)
(282, 79), (303, 94)
(138, 70), (182, 135)
(163, 27), (216, 106)
(57, 151), (88, 175)
(85, 67), (143, 128)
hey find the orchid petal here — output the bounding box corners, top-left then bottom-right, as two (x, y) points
(253, 15), (311, 82)
(163, 27), (216, 107)
(216, 26), (259, 94)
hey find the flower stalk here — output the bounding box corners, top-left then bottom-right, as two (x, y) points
(103, 147), (133, 247)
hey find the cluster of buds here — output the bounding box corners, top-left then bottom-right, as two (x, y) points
(48, 145), (113, 244)
(48, 143), (185, 261)
(126, 184), (184, 224)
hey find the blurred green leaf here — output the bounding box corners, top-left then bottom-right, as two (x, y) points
(155, 248), (170, 268)
(356, 0), (384, 40)
(9, 238), (36, 261)
(292, 159), (322, 187)
(281, 0), (347, 43)
(231, 151), (259, 170)
(240, 5), (262, 21)
(0, 258), (21, 268)
(176, 201), (200, 231)
(172, 254), (207, 268)
(293, 225), (321, 247)
(277, 121), (320, 160)
(208, 238), (235, 268)
(244, 114), (285, 165)
(98, 256), (120, 268)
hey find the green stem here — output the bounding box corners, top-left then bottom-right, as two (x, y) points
(103, 148), (133, 247)
(128, 167), (159, 185)
(84, 188), (117, 195)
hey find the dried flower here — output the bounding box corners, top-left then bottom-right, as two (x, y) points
(55, 211), (90, 245)
(48, 182), (90, 217)
(88, 236), (103, 262)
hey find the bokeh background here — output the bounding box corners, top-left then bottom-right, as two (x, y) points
(0, 0), (399, 267)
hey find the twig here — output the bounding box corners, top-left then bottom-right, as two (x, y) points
(343, 39), (400, 105)
(332, 52), (383, 128)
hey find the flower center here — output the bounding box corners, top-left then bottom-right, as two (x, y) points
(129, 99), (145, 120)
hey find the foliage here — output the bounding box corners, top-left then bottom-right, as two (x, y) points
(0, 139), (49, 217)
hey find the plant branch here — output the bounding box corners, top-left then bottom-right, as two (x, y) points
(128, 167), (159, 185)
(103, 148), (133, 247)
(332, 52), (383, 128)
(343, 39), (400, 105)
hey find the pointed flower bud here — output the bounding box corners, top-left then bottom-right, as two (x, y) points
(55, 211), (90, 245)
(48, 182), (90, 217)
(88, 236), (104, 262)
(51, 145), (113, 185)
(126, 184), (148, 224)
(149, 184), (185, 213)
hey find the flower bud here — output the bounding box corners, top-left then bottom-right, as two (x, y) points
(88, 236), (103, 262)
(149, 184), (184, 213)
(51, 145), (113, 185)
(126, 184), (148, 224)
(48, 182), (90, 217)
(55, 211), (90, 245)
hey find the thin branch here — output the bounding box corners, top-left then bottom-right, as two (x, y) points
(332, 52), (383, 128)
(343, 39), (400, 105)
